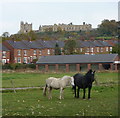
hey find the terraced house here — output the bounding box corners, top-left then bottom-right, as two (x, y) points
(3, 40), (31, 63)
(3, 40), (56, 63)
(75, 40), (113, 55)
(0, 44), (10, 64)
(2, 39), (116, 64)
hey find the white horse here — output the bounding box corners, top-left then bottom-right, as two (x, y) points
(43, 76), (74, 100)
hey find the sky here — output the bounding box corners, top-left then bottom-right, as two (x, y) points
(0, 0), (119, 35)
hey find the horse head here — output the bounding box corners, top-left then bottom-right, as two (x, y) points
(91, 70), (96, 82)
(71, 77), (75, 86)
(86, 69), (95, 83)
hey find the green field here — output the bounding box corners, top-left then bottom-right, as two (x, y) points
(2, 72), (118, 88)
(2, 72), (119, 116)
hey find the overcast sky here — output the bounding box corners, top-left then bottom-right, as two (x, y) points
(0, 0), (119, 35)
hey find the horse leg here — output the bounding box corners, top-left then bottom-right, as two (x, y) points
(77, 87), (80, 98)
(43, 84), (47, 96)
(59, 88), (63, 100)
(49, 87), (52, 99)
(74, 85), (77, 98)
(83, 88), (86, 99)
(48, 87), (51, 99)
(62, 89), (64, 99)
(88, 87), (91, 99)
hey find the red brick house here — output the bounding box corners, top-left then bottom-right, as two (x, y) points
(3, 40), (55, 63)
(3, 39), (115, 64)
(0, 44), (10, 64)
(75, 40), (112, 55)
(3, 40), (31, 63)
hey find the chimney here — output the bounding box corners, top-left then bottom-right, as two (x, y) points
(83, 22), (85, 25)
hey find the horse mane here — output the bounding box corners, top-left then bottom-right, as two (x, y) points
(85, 69), (93, 76)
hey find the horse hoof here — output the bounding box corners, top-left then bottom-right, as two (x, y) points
(88, 98), (91, 100)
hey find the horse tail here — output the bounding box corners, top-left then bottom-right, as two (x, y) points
(43, 84), (47, 96)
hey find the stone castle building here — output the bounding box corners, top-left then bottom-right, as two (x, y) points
(39, 22), (92, 32)
(19, 21), (32, 33)
(19, 21), (92, 33)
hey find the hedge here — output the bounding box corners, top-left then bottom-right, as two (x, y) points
(2, 63), (36, 70)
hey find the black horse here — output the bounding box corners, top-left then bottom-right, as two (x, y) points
(73, 69), (95, 99)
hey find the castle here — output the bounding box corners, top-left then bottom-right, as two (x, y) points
(19, 21), (92, 33)
(19, 21), (32, 33)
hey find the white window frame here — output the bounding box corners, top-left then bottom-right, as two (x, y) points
(2, 51), (6, 58)
(18, 50), (21, 56)
(39, 50), (42, 55)
(48, 49), (50, 55)
(86, 48), (89, 52)
(2, 59), (6, 64)
(106, 47), (109, 52)
(110, 47), (112, 52)
(101, 47), (103, 52)
(23, 57), (27, 63)
(17, 57), (21, 63)
(80, 48), (83, 52)
(33, 56), (37, 59)
(24, 50), (27, 56)
(91, 48), (94, 52)
(97, 47), (99, 52)
(33, 50), (37, 55)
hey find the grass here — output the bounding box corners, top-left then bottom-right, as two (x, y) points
(2, 72), (119, 116)
(2, 72), (118, 88)
(2, 85), (118, 116)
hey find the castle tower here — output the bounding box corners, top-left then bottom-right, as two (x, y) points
(19, 21), (32, 33)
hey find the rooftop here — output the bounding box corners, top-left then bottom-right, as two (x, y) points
(36, 54), (118, 64)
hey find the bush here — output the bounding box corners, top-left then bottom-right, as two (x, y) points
(26, 64), (36, 69)
(2, 63), (12, 70)
(2, 63), (36, 70)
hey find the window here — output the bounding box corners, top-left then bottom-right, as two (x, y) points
(110, 47), (112, 52)
(97, 47), (99, 52)
(33, 50), (37, 55)
(39, 50), (42, 55)
(17, 57), (21, 63)
(106, 47), (108, 52)
(14, 57), (17, 63)
(48, 49), (50, 55)
(101, 48), (103, 52)
(23, 57), (27, 63)
(18, 50), (21, 56)
(2, 59), (6, 64)
(33, 56), (37, 59)
(80, 48), (83, 52)
(91, 48), (94, 52)
(24, 50), (27, 56)
(86, 48), (89, 52)
(2, 51), (6, 57)
(53, 49), (55, 54)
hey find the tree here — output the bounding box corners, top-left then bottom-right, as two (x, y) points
(27, 30), (37, 40)
(97, 19), (118, 36)
(54, 43), (61, 55)
(2, 32), (10, 37)
(112, 44), (120, 55)
(2, 32), (10, 41)
(64, 40), (76, 55)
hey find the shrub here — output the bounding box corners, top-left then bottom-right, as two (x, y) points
(26, 64), (36, 69)
(2, 63), (12, 70)
(2, 63), (36, 70)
